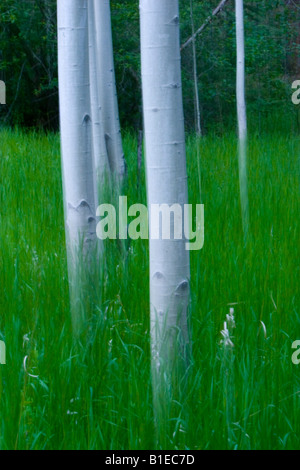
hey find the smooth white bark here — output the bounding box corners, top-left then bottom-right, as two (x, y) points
(236, 0), (249, 239)
(236, 0), (247, 142)
(88, 0), (110, 196)
(140, 0), (191, 423)
(93, 0), (126, 180)
(190, 0), (202, 137)
(58, 0), (97, 332)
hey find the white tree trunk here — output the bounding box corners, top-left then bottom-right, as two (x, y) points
(57, 0), (97, 333)
(236, 0), (247, 142)
(93, 0), (126, 181)
(190, 0), (202, 136)
(140, 0), (191, 437)
(88, 0), (110, 198)
(236, 0), (249, 239)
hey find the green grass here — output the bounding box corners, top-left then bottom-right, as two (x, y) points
(0, 125), (299, 450)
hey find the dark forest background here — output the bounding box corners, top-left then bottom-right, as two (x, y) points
(0, 0), (299, 133)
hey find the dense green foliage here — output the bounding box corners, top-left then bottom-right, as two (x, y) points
(0, 0), (57, 128)
(0, 128), (299, 449)
(0, 0), (299, 131)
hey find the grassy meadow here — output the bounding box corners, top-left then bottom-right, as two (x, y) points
(0, 124), (299, 450)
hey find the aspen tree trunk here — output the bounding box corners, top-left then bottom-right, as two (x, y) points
(57, 0), (97, 334)
(140, 0), (191, 443)
(93, 0), (126, 181)
(88, 0), (110, 199)
(190, 0), (202, 136)
(236, 0), (249, 240)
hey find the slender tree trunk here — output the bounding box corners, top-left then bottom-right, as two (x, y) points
(93, 0), (126, 182)
(88, 0), (110, 199)
(190, 0), (202, 137)
(57, 0), (97, 334)
(140, 0), (191, 445)
(236, 0), (249, 240)
(181, 0), (229, 51)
